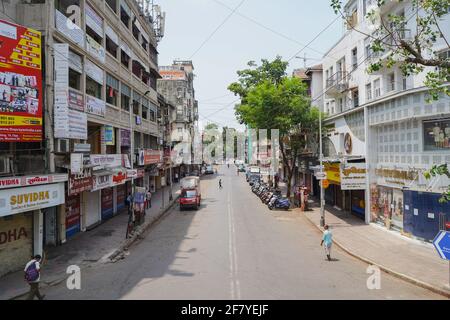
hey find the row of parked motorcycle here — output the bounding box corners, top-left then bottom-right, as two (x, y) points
(250, 180), (291, 210)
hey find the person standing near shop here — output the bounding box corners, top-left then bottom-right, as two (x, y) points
(24, 255), (44, 300)
(146, 188), (152, 209)
(320, 225), (333, 261)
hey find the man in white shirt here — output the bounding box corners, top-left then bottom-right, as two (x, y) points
(24, 254), (45, 300)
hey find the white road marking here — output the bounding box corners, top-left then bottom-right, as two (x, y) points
(228, 174), (240, 299)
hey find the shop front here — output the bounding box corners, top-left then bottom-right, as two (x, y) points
(324, 162), (342, 209)
(340, 162), (367, 220)
(101, 187), (114, 221)
(0, 179), (66, 276)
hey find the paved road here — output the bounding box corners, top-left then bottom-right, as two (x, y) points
(42, 165), (442, 299)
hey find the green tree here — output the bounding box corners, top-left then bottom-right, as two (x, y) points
(228, 57), (321, 198)
(424, 164), (450, 203)
(331, 0), (450, 100)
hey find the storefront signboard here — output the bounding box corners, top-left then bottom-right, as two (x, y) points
(324, 163), (340, 184)
(340, 163), (367, 190)
(0, 183), (65, 217)
(86, 95), (105, 117)
(0, 174), (67, 190)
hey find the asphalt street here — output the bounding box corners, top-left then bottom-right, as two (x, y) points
(41, 165), (443, 299)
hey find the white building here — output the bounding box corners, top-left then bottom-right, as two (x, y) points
(321, 0), (450, 242)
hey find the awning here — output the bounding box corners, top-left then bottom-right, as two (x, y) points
(150, 67), (162, 79)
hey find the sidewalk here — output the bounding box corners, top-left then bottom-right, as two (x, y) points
(300, 203), (450, 298)
(0, 182), (180, 300)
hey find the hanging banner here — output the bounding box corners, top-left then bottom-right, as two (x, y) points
(68, 89), (84, 112)
(0, 19), (43, 142)
(86, 95), (105, 117)
(55, 10), (85, 48)
(53, 43), (70, 139)
(340, 163), (367, 190)
(85, 59), (103, 84)
(70, 153), (83, 174)
(120, 128), (130, 147)
(69, 109), (87, 140)
(86, 34), (105, 63)
(85, 4), (103, 38)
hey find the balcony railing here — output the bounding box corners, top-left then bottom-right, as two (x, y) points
(326, 71), (348, 96)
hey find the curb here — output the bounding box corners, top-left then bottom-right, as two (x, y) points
(107, 196), (179, 262)
(302, 211), (450, 298)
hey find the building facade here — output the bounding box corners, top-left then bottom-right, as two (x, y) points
(0, 0), (166, 276)
(158, 60), (199, 176)
(321, 0), (450, 241)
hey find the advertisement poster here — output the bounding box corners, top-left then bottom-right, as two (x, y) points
(0, 19), (43, 142)
(103, 125), (115, 145)
(120, 128), (131, 147)
(69, 109), (87, 140)
(139, 149), (163, 165)
(65, 194), (81, 238)
(69, 173), (93, 196)
(68, 89), (84, 111)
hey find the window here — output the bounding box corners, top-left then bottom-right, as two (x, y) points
(56, 0), (80, 19)
(141, 38), (148, 52)
(133, 92), (141, 116)
(374, 79), (381, 98)
(106, 36), (118, 58)
(69, 68), (81, 90)
(366, 83), (372, 100)
(120, 3), (131, 28)
(346, 8), (358, 29)
(121, 49), (130, 69)
(86, 76), (102, 99)
(423, 119), (450, 151)
(388, 73), (395, 92)
(325, 102), (330, 114)
(106, 0), (117, 13)
(132, 20), (140, 42)
(149, 45), (158, 65)
(132, 60), (143, 78)
(106, 73), (119, 106)
(149, 106), (156, 122)
(86, 25), (103, 47)
(352, 89), (359, 108)
(351, 47), (358, 70)
(402, 76), (407, 90)
(142, 98), (148, 120)
(121, 83), (131, 111)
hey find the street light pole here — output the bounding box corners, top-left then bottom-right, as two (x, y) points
(319, 106), (325, 227)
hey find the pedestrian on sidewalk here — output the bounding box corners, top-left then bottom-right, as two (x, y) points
(146, 188), (152, 209)
(24, 255), (45, 300)
(320, 225), (333, 261)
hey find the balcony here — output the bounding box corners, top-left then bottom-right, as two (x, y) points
(326, 71), (349, 97)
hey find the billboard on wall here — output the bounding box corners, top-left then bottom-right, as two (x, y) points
(0, 19), (43, 142)
(159, 70), (186, 81)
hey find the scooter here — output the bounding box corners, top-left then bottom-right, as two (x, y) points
(268, 196), (290, 210)
(262, 191), (274, 204)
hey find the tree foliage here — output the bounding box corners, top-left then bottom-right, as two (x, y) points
(331, 0), (450, 100)
(228, 57), (321, 197)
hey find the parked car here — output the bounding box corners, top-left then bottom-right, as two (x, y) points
(205, 165), (215, 174)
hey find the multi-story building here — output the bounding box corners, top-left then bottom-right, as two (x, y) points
(0, 0), (165, 276)
(321, 0), (450, 242)
(158, 60), (199, 176)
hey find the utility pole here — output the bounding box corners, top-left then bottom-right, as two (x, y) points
(319, 103), (325, 227)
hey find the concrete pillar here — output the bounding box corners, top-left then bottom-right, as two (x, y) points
(80, 192), (87, 232)
(364, 105), (371, 225)
(33, 210), (43, 256)
(59, 204), (67, 244)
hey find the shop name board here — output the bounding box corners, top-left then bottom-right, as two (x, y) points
(340, 163), (367, 190)
(90, 154), (124, 168)
(0, 183), (65, 217)
(375, 168), (418, 181)
(0, 174), (67, 190)
(0, 227), (28, 245)
(138, 149), (163, 166)
(69, 173), (93, 196)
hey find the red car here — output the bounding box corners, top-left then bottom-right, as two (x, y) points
(179, 188), (201, 210)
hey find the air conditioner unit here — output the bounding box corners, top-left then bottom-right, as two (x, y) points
(0, 156), (11, 174)
(55, 139), (70, 153)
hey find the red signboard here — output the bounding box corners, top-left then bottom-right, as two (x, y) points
(0, 19), (43, 142)
(69, 174), (93, 196)
(139, 149), (163, 165)
(65, 194), (81, 237)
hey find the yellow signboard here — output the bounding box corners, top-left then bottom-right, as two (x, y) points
(324, 162), (341, 184)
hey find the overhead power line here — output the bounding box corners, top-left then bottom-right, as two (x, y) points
(189, 0), (247, 59)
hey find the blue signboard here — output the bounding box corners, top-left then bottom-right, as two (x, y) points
(433, 231), (450, 261)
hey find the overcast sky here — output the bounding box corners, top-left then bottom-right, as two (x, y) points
(157, 0), (344, 130)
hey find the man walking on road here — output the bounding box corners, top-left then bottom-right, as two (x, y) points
(24, 255), (44, 300)
(320, 225), (333, 261)
(219, 179), (223, 189)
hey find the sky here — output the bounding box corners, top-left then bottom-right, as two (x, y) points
(157, 0), (345, 130)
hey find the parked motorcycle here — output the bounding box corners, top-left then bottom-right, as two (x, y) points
(268, 196), (290, 210)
